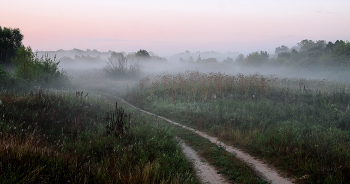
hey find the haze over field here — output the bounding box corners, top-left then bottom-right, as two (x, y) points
(1, 0), (350, 56)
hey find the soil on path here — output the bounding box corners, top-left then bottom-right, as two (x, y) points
(179, 139), (229, 184)
(98, 91), (294, 184)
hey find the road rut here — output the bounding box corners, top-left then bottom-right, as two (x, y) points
(98, 91), (294, 184)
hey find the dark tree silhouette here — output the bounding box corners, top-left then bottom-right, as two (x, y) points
(0, 27), (23, 65)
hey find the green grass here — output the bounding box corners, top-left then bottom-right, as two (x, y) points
(176, 126), (269, 184)
(0, 90), (198, 183)
(125, 71), (350, 183)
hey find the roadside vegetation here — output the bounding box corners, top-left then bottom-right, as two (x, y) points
(0, 27), (198, 184)
(126, 71), (350, 183)
(3, 26), (350, 183)
(176, 126), (268, 184)
(0, 90), (198, 183)
(0, 45), (70, 91)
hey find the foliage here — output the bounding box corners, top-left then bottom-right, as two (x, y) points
(235, 54), (244, 64)
(244, 51), (269, 66)
(222, 57), (234, 64)
(239, 39), (350, 69)
(275, 45), (289, 54)
(272, 39), (350, 68)
(197, 57), (218, 64)
(126, 71), (350, 183)
(0, 26), (23, 66)
(11, 45), (69, 88)
(104, 52), (143, 80)
(105, 102), (131, 136)
(0, 90), (198, 183)
(135, 49), (151, 58)
(297, 39), (326, 52)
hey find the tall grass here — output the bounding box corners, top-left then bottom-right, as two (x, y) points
(126, 71), (350, 183)
(0, 90), (198, 183)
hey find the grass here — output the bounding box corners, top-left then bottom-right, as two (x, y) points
(0, 89), (198, 183)
(176, 126), (269, 184)
(125, 71), (350, 183)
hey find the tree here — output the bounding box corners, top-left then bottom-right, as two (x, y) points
(104, 52), (142, 79)
(244, 51), (269, 66)
(297, 39), (316, 52)
(297, 39), (326, 52)
(196, 55), (202, 62)
(315, 40), (326, 50)
(223, 57), (234, 64)
(325, 41), (334, 52)
(200, 57), (218, 64)
(0, 26), (23, 65)
(135, 49), (151, 58)
(235, 54), (244, 63)
(275, 45), (289, 54)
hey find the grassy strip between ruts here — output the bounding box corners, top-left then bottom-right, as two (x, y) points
(175, 126), (269, 184)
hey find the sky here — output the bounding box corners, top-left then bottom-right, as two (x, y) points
(1, 0), (350, 56)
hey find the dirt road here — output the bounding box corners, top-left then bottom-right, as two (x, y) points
(98, 91), (294, 184)
(179, 139), (229, 184)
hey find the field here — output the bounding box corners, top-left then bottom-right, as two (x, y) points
(123, 71), (350, 183)
(2, 5), (350, 183)
(0, 89), (198, 183)
(2, 67), (350, 184)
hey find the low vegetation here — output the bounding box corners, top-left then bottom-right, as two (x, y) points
(177, 127), (268, 183)
(3, 26), (350, 183)
(0, 90), (198, 183)
(0, 46), (70, 91)
(104, 52), (143, 80)
(126, 71), (350, 183)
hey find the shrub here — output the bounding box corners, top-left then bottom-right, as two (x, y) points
(11, 46), (69, 88)
(104, 52), (142, 79)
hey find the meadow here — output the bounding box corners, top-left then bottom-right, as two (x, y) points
(124, 71), (350, 183)
(2, 48), (350, 183)
(0, 89), (198, 183)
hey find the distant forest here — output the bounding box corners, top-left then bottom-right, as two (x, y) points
(178, 39), (350, 70)
(1, 27), (349, 71)
(270, 39), (350, 69)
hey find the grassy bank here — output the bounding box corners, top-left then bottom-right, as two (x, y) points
(0, 90), (198, 183)
(125, 71), (350, 183)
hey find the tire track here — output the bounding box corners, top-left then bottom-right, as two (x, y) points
(98, 91), (294, 184)
(179, 139), (229, 184)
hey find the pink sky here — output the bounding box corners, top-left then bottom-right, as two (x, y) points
(1, 0), (349, 56)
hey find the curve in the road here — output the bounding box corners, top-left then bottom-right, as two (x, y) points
(98, 91), (294, 184)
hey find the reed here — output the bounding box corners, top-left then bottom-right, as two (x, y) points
(126, 71), (350, 183)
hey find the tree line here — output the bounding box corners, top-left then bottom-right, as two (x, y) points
(271, 39), (350, 68)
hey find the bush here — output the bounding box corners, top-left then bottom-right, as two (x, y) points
(11, 46), (69, 88)
(104, 52), (142, 79)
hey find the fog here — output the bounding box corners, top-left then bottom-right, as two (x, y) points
(38, 39), (350, 84)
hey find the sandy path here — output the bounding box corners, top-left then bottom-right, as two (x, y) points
(179, 139), (229, 184)
(98, 91), (294, 184)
